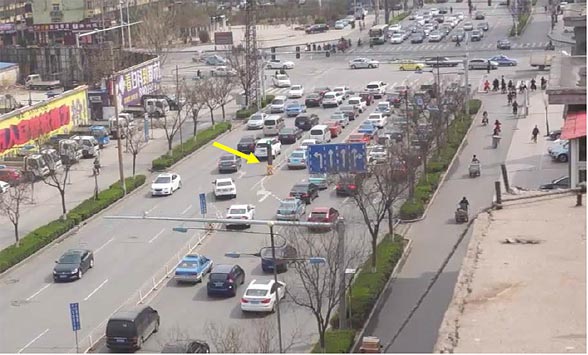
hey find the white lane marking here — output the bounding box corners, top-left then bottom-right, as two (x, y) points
(237, 170), (246, 179)
(94, 237), (114, 254)
(148, 228), (166, 244)
(145, 204), (159, 214)
(251, 176), (268, 190)
(343, 197), (350, 204)
(181, 204), (192, 215)
(18, 328), (49, 353)
(83, 279), (109, 301)
(26, 284), (51, 301)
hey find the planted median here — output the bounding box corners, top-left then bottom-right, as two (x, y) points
(0, 175), (146, 274)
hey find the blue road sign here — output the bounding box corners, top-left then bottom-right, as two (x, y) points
(69, 302), (81, 331)
(308, 143), (367, 174)
(199, 193), (207, 215)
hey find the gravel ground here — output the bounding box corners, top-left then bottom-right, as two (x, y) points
(435, 192), (586, 353)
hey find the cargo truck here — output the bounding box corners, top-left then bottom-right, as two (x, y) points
(530, 52), (556, 71)
(0, 154), (50, 180)
(24, 74), (62, 90)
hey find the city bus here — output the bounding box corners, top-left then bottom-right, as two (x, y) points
(369, 24), (389, 45)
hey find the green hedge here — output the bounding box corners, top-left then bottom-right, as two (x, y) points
(398, 100), (477, 220)
(510, 13), (530, 36)
(0, 175), (146, 273)
(235, 95), (275, 120)
(314, 236), (404, 353)
(152, 122), (231, 171)
(389, 12), (409, 25)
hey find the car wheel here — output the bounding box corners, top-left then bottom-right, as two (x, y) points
(178, 181), (182, 189)
(399, 66), (405, 71)
(89, 259), (94, 268)
(351, 65), (357, 69)
(558, 154), (569, 162)
(78, 269), (83, 279)
(233, 194), (237, 199)
(368, 64), (374, 69)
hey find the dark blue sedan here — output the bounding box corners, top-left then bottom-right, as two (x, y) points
(488, 54), (518, 66)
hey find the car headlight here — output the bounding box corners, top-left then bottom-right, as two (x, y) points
(72, 268), (78, 273)
(53, 270), (57, 274)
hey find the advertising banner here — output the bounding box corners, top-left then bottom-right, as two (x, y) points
(0, 88), (89, 156)
(115, 58), (161, 109)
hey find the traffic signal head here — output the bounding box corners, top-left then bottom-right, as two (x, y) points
(295, 46), (300, 59)
(271, 54), (276, 60)
(271, 47), (276, 53)
(488, 0), (491, 5)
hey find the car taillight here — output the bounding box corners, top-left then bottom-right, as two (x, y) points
(241, 298), (248, 303)
(301, 159), (306, 163)
(336, 184), (341, 188)
(349, 184), (357, 189)
(302, 193), (308, 197)
(261, 298), (271, 304)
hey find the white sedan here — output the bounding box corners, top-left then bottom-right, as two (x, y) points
(213, 178), (237, 199)
(288, 85), (305, 98)
(300, 139), (318, 151)
(151, 173), (182, 196)
(226, 204), (255, 228)
(272, 74), (291, 88)
(349, 57), (380, 69)
(390, 33), (404, 44)
(0, 180), (8, 193)
(267, 59), (295, 70)
(367, 113), (388, 128)
(241, 279), (286, 313)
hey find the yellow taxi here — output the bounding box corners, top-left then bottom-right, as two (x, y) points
(398, 60), (425, 71)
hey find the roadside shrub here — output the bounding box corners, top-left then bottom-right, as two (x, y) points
(314, 16), (326, 24)
(426, 160), (446, 173)
(468, 99), (482, 115)
(389, 12), (409, 25)
(236, 108), (254, 119)
(427, 172), (442, 190)
(311, 330), (355, 353)
(198, 30), (210, 43)
(152, 122), (231, 171)
(399, 199), (425, 220)
(0, 175), (146, 273)
(415, 183), (432, 204)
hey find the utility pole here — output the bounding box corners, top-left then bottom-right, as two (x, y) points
(374, 0), (380, 25)
(464, 55), (470, 117)
(337, 218), (347, 329)
(269, 223), (284, 353)
(125, 0), (132, 49)
(244, 0), (260, 109)
(119, 1), (125, 47)
(175, 65), (184, 155)
(110, 45), (126, 195)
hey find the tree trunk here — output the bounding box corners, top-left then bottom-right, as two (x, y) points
(167, 137), (173, 151)
(387, 205), (394, 234)
(318, 328), (326, 352)
(221, 103), (226, 120)
(209, 107), (215, 125)
(371, 229), (378, 271)
(14, 223), (19, 247)
(132, 154), (137, 176)
(60, 190), (67, 215)
(192, 113), (199, 136)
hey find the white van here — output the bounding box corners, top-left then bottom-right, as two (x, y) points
(263, 115), (285, 136)
(270, 96), (287, 113)
(309, 124), (332, 143)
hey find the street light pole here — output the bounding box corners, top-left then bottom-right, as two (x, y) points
(119, 1), (125, 47)
(336, 218), (347, 329)
(125, 0), (132, 49)
(464, 55), (470, 117)
(269, 223), (284, 353)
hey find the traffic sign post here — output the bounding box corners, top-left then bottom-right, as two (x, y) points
(199, 193), (207, 217)
(308, 143), (367, 174)
(69, 302), (81, 353)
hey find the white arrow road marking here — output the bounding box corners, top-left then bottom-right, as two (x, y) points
(18, 328), (49, 353)
(84, 279), (109, 301)
(258, 190), (271, 202)
(94, 237), (114, 254)
(148, 228), (166, 244)
(26, 284), (51, 301)
(181, 204), (192, 215)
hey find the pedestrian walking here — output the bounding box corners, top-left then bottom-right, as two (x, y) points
(512, 100), (519, 116)
(487, 61), (491, 74)
(530, 78), (537, 91)
(541, 76), (547, 90)
(507, 91), (513, 105)
(532, 125), (540, 143)
(450, 6), (453, 13)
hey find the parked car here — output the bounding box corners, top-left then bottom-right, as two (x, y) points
(295, 114), (320, 131)
(462, 21), (474, 30)
(287, 149), (309, 169)
(213, 178), (237, 199)
(548, 139), (569, 162)
(0, 167), (23, 186)
(218, 155), (242, 173)
(173, 254), (213, 284)
(276, 197), (306, 221)
(279, 127), (303, 144)
(305, 93), (323, 107)
(477, 22), (490, 31)
(53, 249), (94, 281)
(307, 207), (340, 232)
(260, 244), (298, 272)
(539, 176), (570, 190)
(289, 182), (319, 204)
(470, 29), (483, 41)
(207, 264), (245, 297)
(151, 173), (182, 196)
(247, 112), (266, 130)
(475, 11), (485, 20)
(240, 279), (286, 313)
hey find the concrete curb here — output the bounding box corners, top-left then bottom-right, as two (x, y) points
(350, 237), (414, 353)
(547, 31), (576, 45)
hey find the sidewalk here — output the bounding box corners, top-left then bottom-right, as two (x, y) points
(0, 102), (240, 249)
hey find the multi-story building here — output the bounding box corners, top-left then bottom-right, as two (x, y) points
(0, 1), (33, 45)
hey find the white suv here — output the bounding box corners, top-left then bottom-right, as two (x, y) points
(213, 178), (237, 199)
(322, 91), (340, 108)
(254, 137), (282, 159)
(365, 81), (388, 98)
(347, 96), (367, 112)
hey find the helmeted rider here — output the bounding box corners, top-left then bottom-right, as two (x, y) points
(459, 197), (469, 212)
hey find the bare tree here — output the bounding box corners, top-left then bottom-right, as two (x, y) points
(347, 146), (406, 270)
(204, 322), (245, 353)
(184, 82), (206, 136)
(214, 77), (236, 121)
(43, 163), (72, 217)
(161, 83), (192, 152)
(135, 3), (179, 66)
(0, 184), (31, 247)
(200, 79), (220, 125)
(285, 228), (363, 352)
(125, 125), (145, 176)
(226, 50), (255, 107)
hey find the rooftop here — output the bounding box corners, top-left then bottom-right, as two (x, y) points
(435, 193), (586, 353)
(563, 3), (587, 27)
(547, 55), (586, 105)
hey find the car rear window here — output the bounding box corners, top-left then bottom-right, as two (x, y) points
(154, 176), (171, 184)
(291, 152), (305, 158)
(348, 99), (359, 104)
(210, 273), (228, 281)
(291, 184), (308, 192)
(265, 120), (277, 126)
(324, 94), (335, 99)
(310, 129), (324, 135)
(106, 320), (136, 337)
(310, 212), (328, 219)
(217, 181), (232, 187)
(367, 84), (379, 89)
(179, 261), (198, 268)
(245, 289), (268, 297)
(229, 208), (247, 214)
(220, 156), (234, 161)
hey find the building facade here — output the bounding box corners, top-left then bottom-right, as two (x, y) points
(0, 1), (33, 45)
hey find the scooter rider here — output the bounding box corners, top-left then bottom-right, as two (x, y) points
(459, 197), (470, 212)
(472, 155), (480, 163)
(482, 111), (489, 125)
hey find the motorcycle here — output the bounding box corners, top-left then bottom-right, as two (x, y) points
(482, 117), (488, 126)
(545, 43), (555, 50)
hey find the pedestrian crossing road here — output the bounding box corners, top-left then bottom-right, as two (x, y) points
(347, 40), (551, 53)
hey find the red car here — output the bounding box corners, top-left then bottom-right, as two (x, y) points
(346, 132), (370, 143)
(359, 92), (374, 106)
(326, 121), (342, 137)
(307, 207), (340, 231)
(0, 167), (23, 186)
(313, 87), (331, 98)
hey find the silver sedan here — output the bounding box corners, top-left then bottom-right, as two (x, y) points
(349, 57), (380, 69)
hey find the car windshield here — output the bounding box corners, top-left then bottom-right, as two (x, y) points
(281, 129), (294, 134)
(367, 84), (379, 89)
(58, 254), (80, 264)
(217, 181), (232, 187)
(229, 208), (246, 214)
(331, 113), (344, 118)
(368, 115), (381, 119)
(310, 212), (328, 219)
(246, 289), (268, 297)
(250, 115), (264, 121)
(348, 99), (360, 104)
(265, 120), (277, 125)
(179, 261), (198, 268)
(240, 137), (255, 143)
(307, 94), (319, 98)
(106, 320), (135, 337)
(377, 104), (388, 109)
(324, 94), (335, 99)
(287, 103), (299, 107)
(291, 85), (302, 90)
(154, 176), (171, 184)
(276, 75), (288, 80)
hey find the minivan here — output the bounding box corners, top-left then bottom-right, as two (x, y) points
(295, 114), (320, 131)
(207, 264), (246, 297)
(263, 115), (285, 136)
(106, 305), (160, 351)
(270, 96), (287, 113)
(309, 124), (332, 143)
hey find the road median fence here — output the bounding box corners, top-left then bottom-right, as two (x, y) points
(399, 99), (481, 220)
(311, 234), (405, 353)
(0, 175), (146, 274)
(151, 122), (232, 171)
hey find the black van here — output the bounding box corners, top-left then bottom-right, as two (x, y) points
(106, 305), (160, 351)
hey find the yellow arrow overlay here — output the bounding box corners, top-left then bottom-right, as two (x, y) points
(213, 141), (260, 164)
